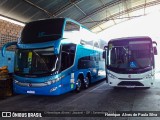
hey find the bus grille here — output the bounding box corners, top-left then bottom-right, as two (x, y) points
(118, 78), (142, 80)
(118, 81), (144, 86)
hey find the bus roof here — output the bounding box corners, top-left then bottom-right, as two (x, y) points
(109, 36), (152, 43)
(25, 17), (86, 28)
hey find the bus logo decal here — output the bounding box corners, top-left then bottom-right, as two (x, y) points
(29, 83), (32, 87)
(128, 75), (131, 78)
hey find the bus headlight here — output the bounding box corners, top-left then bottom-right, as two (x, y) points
(45, 76), (64, 85)
(14, 79), (19, 84)
(145, 74), (153, 79)
(45, 81), (52, 85)
(108, 73), (117, 79)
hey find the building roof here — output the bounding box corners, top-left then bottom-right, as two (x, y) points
(0, 0), (160, 33)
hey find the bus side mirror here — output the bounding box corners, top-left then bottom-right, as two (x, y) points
(153, 47), (157, 55)
(153, 41), (157, 46)
(1, 42), (17, 57)
(153, 41), (157, 55)
(103, 46), (107, 59)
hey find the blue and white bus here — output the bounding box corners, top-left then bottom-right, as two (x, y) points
(103, 36), (157, 88)
(2, 18), (105, 95)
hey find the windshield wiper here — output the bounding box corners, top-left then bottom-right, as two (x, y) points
(32, 51), (50, 71)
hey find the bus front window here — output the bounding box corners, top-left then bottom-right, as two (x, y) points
(15, 47), (60, 76)
(108, 46), (129, 69)
(129, 42), (152, 69)
(108, 42), (153, 70)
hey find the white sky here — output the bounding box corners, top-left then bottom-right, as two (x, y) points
(98, 9), (160, 71)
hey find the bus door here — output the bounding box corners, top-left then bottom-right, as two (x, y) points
(90, 52), (98, 78)
(61, 44), (76, 90)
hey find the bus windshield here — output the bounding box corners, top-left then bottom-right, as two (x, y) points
(108, 41), (153, 71)
(20, 18), (64, 44)
(14, 48), (60, 76)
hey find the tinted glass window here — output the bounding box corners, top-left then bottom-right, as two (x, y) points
(64, 21), (80, 31)
(108, 41), (152, 68)
(20, 18), (64, 44)
(61, 44), (76, 71)
(78, 55), (97, 69)
(14, 48), (60, 76)
(63, 21), (80, 40)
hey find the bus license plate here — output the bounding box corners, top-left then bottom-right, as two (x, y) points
(27, 90), (35, 94)
(126, 86), (135, 88)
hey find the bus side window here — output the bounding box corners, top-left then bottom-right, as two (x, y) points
(61, 44), (76, 71)
(78, 56), (90, 69)
(63, 21), (80, 39)
(61, 51), (69, 71)
(64, 21), (80, 31)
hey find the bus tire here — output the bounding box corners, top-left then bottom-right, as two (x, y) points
(76, 78), (82, 92)
(84, 77), (89, 89)
(84, 74), (91, 89)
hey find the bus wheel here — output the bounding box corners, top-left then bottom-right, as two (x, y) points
(84, 76), (90, 89)
(76, 79), (82, 92)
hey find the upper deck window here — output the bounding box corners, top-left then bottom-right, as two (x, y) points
(20, 18), (64, 44)
(64, 21), (80, 32)
(63, 21), (80, 40)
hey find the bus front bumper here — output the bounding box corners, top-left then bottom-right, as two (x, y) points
(108, 78), (154, 88)
(13, 82), (63, 96)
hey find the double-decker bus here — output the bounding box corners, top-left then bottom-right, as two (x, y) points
(2, 18), (105, 95)
(103, 36), (157, 88)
